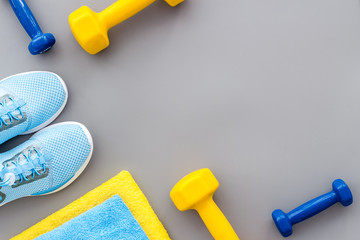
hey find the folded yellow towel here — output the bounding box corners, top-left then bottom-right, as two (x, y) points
(11, 171), (171, 240)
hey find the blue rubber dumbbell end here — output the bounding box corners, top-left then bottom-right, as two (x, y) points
(28, 33), (56, 55)
(333, 179), (353, 207)
(272, 179), (353, 238)
(272, 209), (293, 237)
(8, 0), (56, 55)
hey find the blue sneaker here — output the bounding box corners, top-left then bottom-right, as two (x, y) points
(0, 71), (68, 144)
(0, 122), (93, 206)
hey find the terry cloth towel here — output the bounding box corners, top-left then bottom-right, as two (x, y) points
(12, 171), (171, 240)
(35, 195), (149, 240)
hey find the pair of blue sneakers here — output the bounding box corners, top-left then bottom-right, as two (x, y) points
(0, 72), (93, 206)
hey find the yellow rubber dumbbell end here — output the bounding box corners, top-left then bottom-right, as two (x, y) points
(170, 169), (219, 211)
(69, 6), (109, 55)
(164, 0), (184, 7)
(171, 169), (240, 240)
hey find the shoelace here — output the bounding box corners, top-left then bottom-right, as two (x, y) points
(0, 147), (50, 187)
(0, 96), (26, 129)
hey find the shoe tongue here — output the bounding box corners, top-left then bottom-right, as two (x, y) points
(4, 173), (16, 186)
(5, 150), (40, 181)
(0, 96), (24, 122)
(0, 88), (9, 97)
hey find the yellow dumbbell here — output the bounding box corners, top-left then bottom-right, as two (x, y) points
(170, 168), (240, 240)
(69, 0), (183, 54)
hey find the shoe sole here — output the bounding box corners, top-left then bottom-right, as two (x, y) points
(0, 71), (69, 135)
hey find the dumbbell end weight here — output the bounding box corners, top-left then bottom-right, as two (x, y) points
(272, 209), (293, 238)
(164, 0), (184, 7)
(69, 6), (109, 55)
(28, 33), (56, 55)
(332, 179), (353, 207)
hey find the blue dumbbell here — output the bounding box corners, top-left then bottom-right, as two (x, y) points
(272, 179), (353, 238)
(8, 0), (55, 55)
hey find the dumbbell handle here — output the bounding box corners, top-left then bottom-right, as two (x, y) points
(196, 198), (239, 240)
(99, 0), (155, 29)
(8, 0), (43, 39)
(287, 191), (337, 225)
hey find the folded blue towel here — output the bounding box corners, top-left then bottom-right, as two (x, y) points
(35, 195), (149, 240)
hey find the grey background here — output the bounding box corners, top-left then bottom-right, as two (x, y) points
(0, 0), (360, 239)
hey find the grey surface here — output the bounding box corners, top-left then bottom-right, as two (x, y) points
(0, 0), (360, 239)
